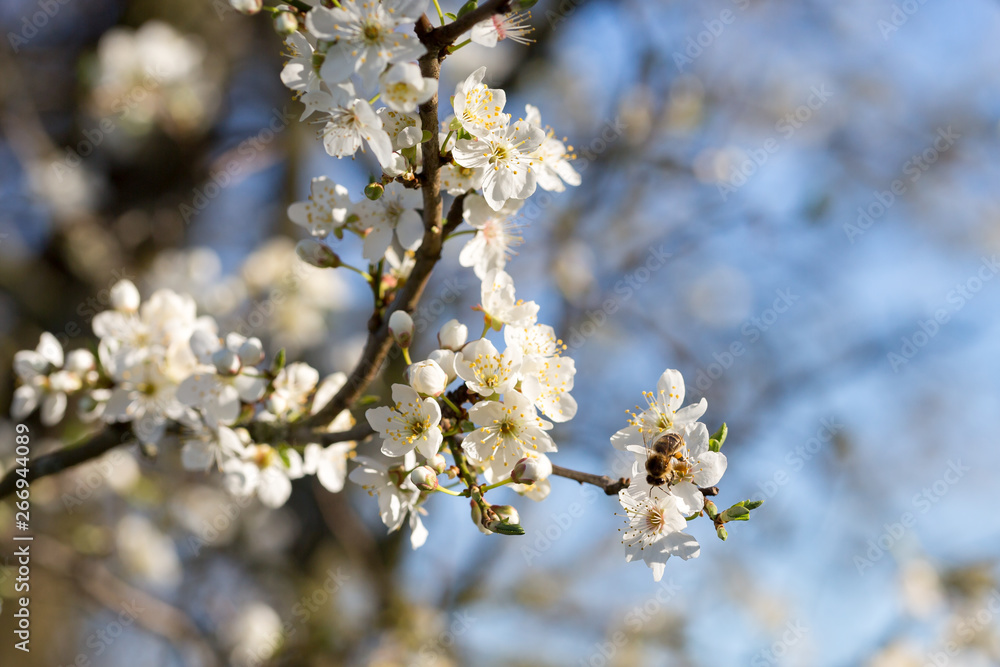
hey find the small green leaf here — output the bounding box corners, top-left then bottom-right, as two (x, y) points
(358, 395), (381, 406)
(457, 0), (478, 18)
(420, 129), (433, 143)
(270, 348), (286, 375)
(492, 522), (525, 536)
(743, 499), (764, 511)
(445, 12), (457, 19)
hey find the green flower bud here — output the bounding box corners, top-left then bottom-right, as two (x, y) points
(364, 182), (384, 200)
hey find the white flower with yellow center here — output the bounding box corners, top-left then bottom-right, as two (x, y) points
(610, 368), (708, 454)
(459, 194), (523, 279)
(504, 323), (577, 423)
(455, 337), (522, 397)
(480, 269), (539, 330)
(453, 118), (545, 211)
(280, 32), (321, 95)
(618, 488), (699, 581)
(353, 181), (423, 260)
(349, 452), (428, 548)
(379, 62), (437, 113)
(309, 84), (394, 169)
(524, 104), (581, 193)
(306, 0), (427, 89)
(461, 390), (555, 480)
(287, 176), (351, 238)
(452, 66), (507, 139)
(366, 384), (443, 459)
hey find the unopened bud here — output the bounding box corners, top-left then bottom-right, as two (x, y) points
(511, 452), (551, 485)
(388, 311), (414, 348)
(428, 348), (457, 382)
(296, 239), (341, 268)
(65, 349), (96, 374)
(721, 504), (750, 522)
(437, 319), (468, 350)
(492, 505), (519, 525)
(49, 370), (82, 393)
(273, 10), (298, 34)
(743, 499), (764, 511)
(407, 359), (448, 396)
(716, 525), (728, 541)
(110, 279), (141, 312)
(704, 500), (719, 520)
(237, 337), (265, 366)
(428, 453), (448, 474)
(212, 348), (241, 375)
(229, 0), (262, 14)
(364, 182), (384, 200)
(410, 466), (439, 491)
(471, 501), (493, 534)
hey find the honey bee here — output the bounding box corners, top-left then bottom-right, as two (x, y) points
(643, 431), (689, 489)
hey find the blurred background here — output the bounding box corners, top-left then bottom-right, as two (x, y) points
(2, 0), (1000, 665)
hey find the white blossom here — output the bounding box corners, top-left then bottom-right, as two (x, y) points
(437, 319), (468, 350)
(308, 85), (394, 169)
(288, 176), (351, 238)
(459, 194), (523, 279)
(469, 11), (534, 48)
(453, 118), (544, 210)
(462, 390), (555, 480)
(306, 0), (427, 89)
(618, 486), (699, 581)
(504, 323), (577, 423)
(524, 104), (581, 192)
(455, 337), (521, 397)
(349, 452), (428, 548)
(479, 269), (539, 329)
(452, 66), (507, 139)
(280, 32), (321, 95)
(354, 182), (423, 260)
(379, 63), (437, 113)
(407, 359), (449, 397)
(366, 384), (443, 459)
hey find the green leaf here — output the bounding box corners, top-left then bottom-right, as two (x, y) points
(420, 130), (433, 144)
(445, 12), (457, 19)
(270, 348), (286, 375)
(492, 522), (525, 536)
(457, 1), (478, 18)
(743, 499), (764, 511)
(358, 395), (381, 406)
(709, 422), (728, 452)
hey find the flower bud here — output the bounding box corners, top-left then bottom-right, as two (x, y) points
(428, 453), (448, 474)
(471, 501), (493, 534)
(273, 10), (298, 34)
(388, 311), (414, 348)
(364, 182), (384, 200)
(407, 359), (448, 396)
(721, 504), (750, 522)
(229, 0), (262, 14)
(212, 348), (241, 375)
(410, 466), (439, 491)
(110, 280), (141, 312)
(296, 239), (341, 268)
(238, 337), (265, 366)
(428, 349), (457, 382)
(492, 505), (520, 525)
(716, 525), (728, 541)
(511, 452), (552, 485)
(65, 349), (96, 374)
(437, 319), (468, 350)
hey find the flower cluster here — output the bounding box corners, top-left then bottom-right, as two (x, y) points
(7, 1), (758, 579)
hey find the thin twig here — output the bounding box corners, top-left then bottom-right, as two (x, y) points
(551, 464), (630, 496)
(0, 424), (132, 500)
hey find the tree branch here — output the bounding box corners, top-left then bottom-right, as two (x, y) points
(0, 424), (132, 500)
(551, 464), (630, 496)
